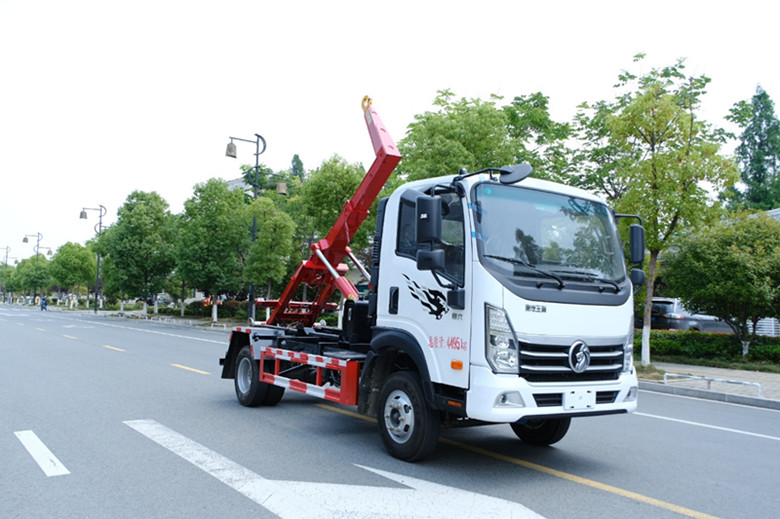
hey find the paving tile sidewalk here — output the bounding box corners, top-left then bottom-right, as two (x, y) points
(640, 361), (780, 410)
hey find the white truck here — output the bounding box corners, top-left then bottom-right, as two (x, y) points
(220, 97), (646, 461)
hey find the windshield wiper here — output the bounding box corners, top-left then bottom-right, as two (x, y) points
(483, 255), (565, 289)
(555, 269), (620, 293)
(588, 277), (620, 293)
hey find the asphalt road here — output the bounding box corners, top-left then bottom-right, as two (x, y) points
(2, 306), (778, 519)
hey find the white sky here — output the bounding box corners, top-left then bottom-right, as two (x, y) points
(1, 0), (777, 261)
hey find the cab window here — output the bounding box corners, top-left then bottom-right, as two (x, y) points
(396, 192), (465, 285)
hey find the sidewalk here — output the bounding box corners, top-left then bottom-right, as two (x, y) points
(639, 362), (780, 410)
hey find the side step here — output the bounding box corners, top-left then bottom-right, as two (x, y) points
(259, 346), (364, 406)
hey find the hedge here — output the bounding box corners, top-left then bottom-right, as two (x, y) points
(634, 330), (780, 363)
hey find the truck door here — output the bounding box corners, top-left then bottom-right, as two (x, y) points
(392, 190), (470, 389)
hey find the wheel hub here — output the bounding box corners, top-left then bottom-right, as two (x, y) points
(383, 390), (414, 443)
(237, 357), (252, 394)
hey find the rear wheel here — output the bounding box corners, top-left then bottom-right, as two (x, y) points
(377, 371), (440, 462)
(234, 346), (268, 407)
(261, 360), (285, 405)
(510, 417), (571, 445)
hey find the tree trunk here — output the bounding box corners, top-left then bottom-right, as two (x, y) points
(741, 340), (750, 357)
(641, 250), (660, 367)
(211, 301), (218, 322)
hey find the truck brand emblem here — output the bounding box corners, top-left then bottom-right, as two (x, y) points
(403, 274), (449, 320)
(525, 304), (547, 313)
(568, 341), (591, 373)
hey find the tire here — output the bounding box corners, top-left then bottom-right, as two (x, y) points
(234, 346), (268, 407)
(510, 417), (571, 445)
(377, 371), (440, 462)
(261, 359), (285, 406)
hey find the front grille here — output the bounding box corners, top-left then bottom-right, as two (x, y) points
(520, 340), (624, 383)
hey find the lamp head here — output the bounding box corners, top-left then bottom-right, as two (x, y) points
(22, 236), (28, 243)
(80, 210), (88, 219)
(226, 141), (237, 158)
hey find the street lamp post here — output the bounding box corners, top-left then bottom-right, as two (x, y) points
(80, 205), (106, 314)
(226, 134), (266, 322)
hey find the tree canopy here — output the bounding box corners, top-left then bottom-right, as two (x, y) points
(101, 191), (176, 304)
(13, 255), (50, 298)
(398, 90), (518, 181)
(177, 179), (249, 319)
(725, 86), (780, 210)
(48, 242), (95, 294)
(662, 212), (780, 355)
(578, 55), (738, 365)
(245, 197), (296, 299)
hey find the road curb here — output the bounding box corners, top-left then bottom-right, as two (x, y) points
(639, 380), (780, 411)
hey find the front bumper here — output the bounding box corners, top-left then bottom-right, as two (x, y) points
(465, 365), (638, 422)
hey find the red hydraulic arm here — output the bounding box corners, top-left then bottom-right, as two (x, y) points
(263, 97), (401, 326)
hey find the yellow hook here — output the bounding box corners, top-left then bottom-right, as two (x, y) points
(361, 95), (372, 113)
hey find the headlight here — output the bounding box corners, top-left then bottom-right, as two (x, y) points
(486, 305), (518, 373)
(623, 319), (635, 373)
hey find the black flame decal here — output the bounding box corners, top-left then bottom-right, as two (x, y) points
(403, 274), (449, 320)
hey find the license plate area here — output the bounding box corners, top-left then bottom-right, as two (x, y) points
(563, 389), (595, 410)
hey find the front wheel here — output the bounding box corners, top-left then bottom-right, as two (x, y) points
(377, 371), (440, 462)
(510, 417), (571, 445)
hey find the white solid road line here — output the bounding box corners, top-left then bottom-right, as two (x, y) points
(14, 430), (71, 477)
(124, 418), (545, 518)
(634, 412), (780, 442)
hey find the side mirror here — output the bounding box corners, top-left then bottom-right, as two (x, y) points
(630, 268), (645, 287)
(629, 224), (645, 266)
(417, 249), (445, 271)
(416, 195), (442, 244)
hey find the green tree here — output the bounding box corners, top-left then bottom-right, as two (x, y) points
(583, 56), (738, 365)
(662, 213), (780, 355)
(725, 86), (780, 210)
(94, 226), (128, 308)
(48, 242), (95, 300)
(102, 191), (176, 313)
(177, 179), (249, 321)
(398, 90), (517, 181)
(245, 197), (296, 299)
(504, 92), (573, 182)
(572, 99), (641, 201)
(291, 154), (305, 181)
(14, 255), (51, 300)
(301, 155), (372, 251)
(399, 90), (572, 183)
(1, 264), (16, 302)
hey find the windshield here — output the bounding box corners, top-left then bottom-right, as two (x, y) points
(474, 183), (626, 284)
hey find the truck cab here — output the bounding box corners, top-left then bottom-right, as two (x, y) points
(362, 166), (643, 457)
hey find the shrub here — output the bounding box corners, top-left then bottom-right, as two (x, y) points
(634, 330), (780, 363)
